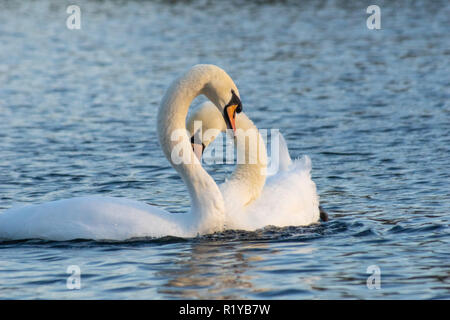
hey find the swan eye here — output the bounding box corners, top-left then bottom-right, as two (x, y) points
(227, 89), (242, 113)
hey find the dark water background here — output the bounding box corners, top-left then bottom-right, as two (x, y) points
(0, 0), (449, 299)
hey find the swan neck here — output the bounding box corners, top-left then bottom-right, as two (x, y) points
(157, 68), (225, 232)
(228, 115), (267, 205)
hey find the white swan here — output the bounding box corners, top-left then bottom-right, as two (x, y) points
(187, 102), (321, 230)
(0, 65), (244, 241)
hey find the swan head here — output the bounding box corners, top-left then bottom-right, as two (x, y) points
(187, 101), (257, 161)
(187, 102), (225, 158)
(158, 64), (243, 165)
(195, 65), (242, 133)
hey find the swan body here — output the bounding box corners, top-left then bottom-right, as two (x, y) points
(0, 65), (242, 241)
(187, 102), (320, 230)
(0, 196), (190, 240)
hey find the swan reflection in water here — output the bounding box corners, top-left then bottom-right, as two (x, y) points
(157, 239), (321, 299)
(157, 241), (271, 299)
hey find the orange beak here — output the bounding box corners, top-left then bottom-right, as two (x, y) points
(225, 104), (239, 133)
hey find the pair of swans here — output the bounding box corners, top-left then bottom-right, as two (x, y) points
(0, 65), (321, 241)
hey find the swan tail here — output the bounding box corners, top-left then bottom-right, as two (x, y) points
(319, 206), (329, 221)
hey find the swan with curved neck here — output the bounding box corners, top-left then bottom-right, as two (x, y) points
(0, 65), (243, 241)
(157, 64), (243, 233)
(187, 102), (321, 229)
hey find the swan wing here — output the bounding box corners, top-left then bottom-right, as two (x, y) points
(225, 156), (320, 230)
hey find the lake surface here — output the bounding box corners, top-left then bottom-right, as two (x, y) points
(0, 0), (449, 299)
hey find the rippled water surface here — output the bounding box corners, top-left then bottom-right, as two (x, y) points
(0, 0), (449, 299)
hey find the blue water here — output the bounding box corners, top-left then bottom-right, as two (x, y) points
(0, 0), (449, 299)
